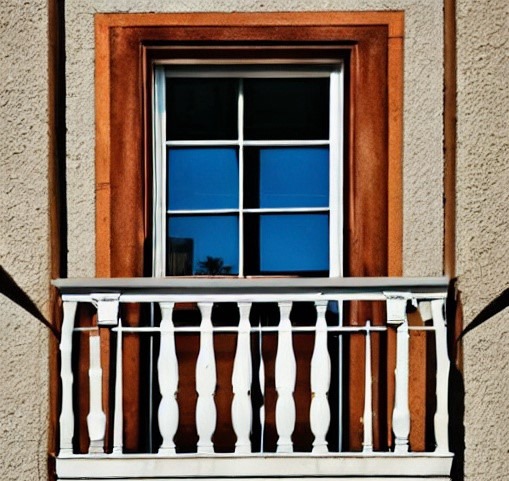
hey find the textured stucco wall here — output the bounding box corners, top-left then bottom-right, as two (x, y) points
(0, 1), (50, 480)
(457, 0), (509, 479)
(65, 0), (445, 277)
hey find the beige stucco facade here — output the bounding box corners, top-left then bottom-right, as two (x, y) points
(0, 0), (507, 479)
(457, 0), (509, 477)
(0, 1), (50, 478)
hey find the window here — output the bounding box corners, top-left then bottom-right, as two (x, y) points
(152, 65), (343, 278)
(93, 12), (404, 453)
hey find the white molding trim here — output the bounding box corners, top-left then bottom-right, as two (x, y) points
(56, 453), (453, 479)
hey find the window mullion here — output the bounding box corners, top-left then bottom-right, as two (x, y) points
(238, 78), (245, 278)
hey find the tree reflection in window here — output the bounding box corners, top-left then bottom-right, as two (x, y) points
(196, 256), (233, 275)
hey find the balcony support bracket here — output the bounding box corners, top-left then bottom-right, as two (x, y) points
(384, 291), (416, 324)
(91, 293), (121, 326)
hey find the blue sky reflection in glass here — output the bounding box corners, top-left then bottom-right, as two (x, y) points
(259, 147), (328, 208)
(168, 215), (239, 275)
(260, 214), (329, 272)
(168, 148), (239, 210)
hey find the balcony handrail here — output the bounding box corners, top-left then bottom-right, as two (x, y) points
(52, 276), (449, 297)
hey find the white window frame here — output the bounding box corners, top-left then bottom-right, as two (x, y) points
(152, 62), (344, 279)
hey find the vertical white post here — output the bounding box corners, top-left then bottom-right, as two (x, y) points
(158, 302), (179, 455)
(196, 302), (216, 453)
(432, 299), (450, 453)
(275, 301), (296, 453)
(59, 300), (78, 455)
(310, 301), (331, 453)
(232, 302), (252, 453)
(329, 66), (344, 276)
(336, 299), (344, 452)
(392, 306), (410, 453)
(112, 318), (123, 454)
(152, 65), (167, 277)
(238, 78), (245, 277)
(87, 335), (106, 454)
(362, 321), (373, 453)
(259, 325), (266, 452)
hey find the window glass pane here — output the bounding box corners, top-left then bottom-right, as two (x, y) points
(166, 78), (238, 140)
(167, 215), (239, 276)
(244, 214), (329, 275)
(168, 148), (239, 210)
(244, 147), (329, 208)
(244, 78), (329, 140)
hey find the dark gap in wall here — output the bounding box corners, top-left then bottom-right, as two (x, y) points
(48, 1), (67, 479)
(53, 0), (68, 279)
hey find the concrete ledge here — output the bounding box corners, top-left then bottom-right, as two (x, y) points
(56, 452), (453, 479)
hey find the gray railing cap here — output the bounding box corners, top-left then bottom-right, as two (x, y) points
(52, 276), (449, 296)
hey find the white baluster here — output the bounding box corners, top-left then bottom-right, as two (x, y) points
(232, 302), (253, 454)
(392, 301), (410, 453)
(259, 324), (266, 452)
(87, 335), (106, 453)
(432, 299), (450, 453)
(158, 302), (179, 455)
(275, 301), (296, 453)
(59, 300), (78, 455)
(310, 301), (330, 453)
(196, 302), (216, 453)
(112, 318), (123, 454)
(362, 321), (373, 453)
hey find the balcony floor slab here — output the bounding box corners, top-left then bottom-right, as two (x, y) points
(56, 452), (453, 480)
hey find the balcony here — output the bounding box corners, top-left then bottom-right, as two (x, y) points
(52, 277), (453, 480)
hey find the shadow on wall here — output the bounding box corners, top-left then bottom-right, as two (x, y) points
(447, 281), (464, 481)
(447, 282), (509, 481)
(0, 265), (59, 339)
(449, 360), (464, 481)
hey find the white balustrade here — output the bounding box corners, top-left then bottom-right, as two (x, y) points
(87, 335), (106, 454)
(310, 301), (331, 453)
(432, 299), (450, 453)
(195, 302), (217, 453)
(232, 302), (253, 453)
(158, 302), (179, 455)
(362, 321), (373, 453)
(391, 300), (410, 453)
(53, 277), (451, 468)
(112, 318), (123, 454)
(59, 300), (77, 454)
(275, 301), (296, 453)
(258, 323), (266, 452)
